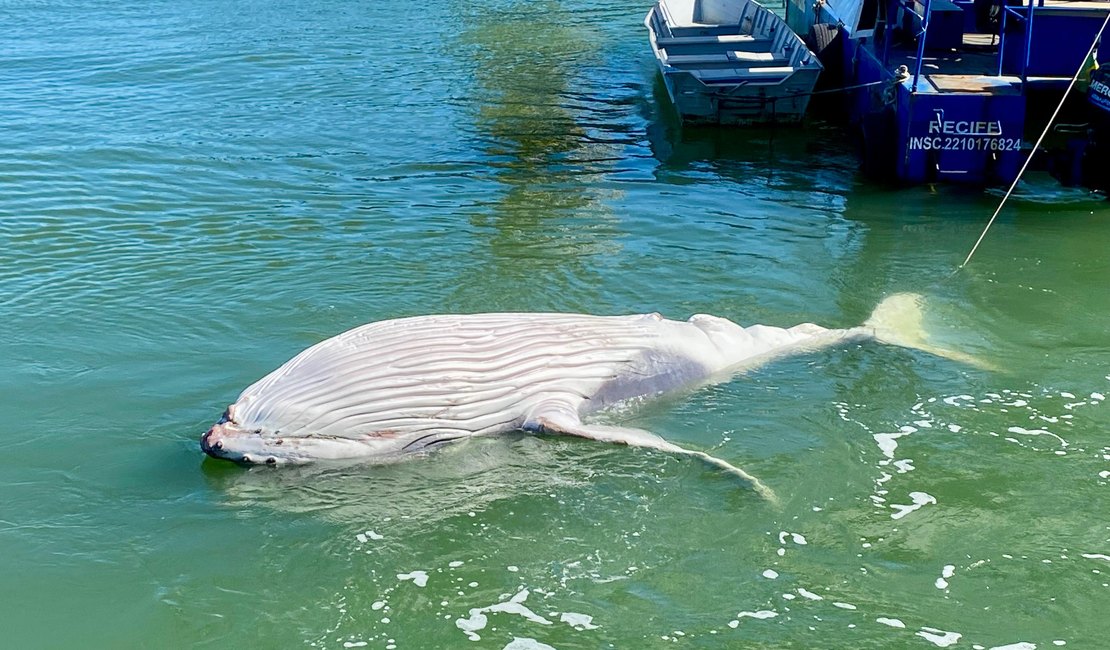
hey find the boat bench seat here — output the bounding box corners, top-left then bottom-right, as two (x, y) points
(656, 34), (768, 46)
(662, 51), (789, 67)
(667, 25), (758, 37)
(693, 67), (794, 83)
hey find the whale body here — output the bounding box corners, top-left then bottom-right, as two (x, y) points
(202, 293), (947, 498)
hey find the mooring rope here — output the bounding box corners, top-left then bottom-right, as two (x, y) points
(803, 79), (886, 97)
(711, 79), (884, 102)
(958, 11), (1110, 270)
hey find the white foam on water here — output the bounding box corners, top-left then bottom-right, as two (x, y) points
(371, 601), (386, 611)
(832, 602), (856, 610)
(455, 589), (553, 642)
(876, 617), (906, 628)
(503, 637), (556, 650)
(449, 561), (464, 568)
(936, 563), (955, 589)
(989, 643), (1036, 650)
(1082, 553), (1110, 561)
(343, 642), (368, 648)
(890, 491), (936, 520)
(558, 612), (598, 630)
(762, 569), (779, 579)
(874, 432), (910, 459)
(397, 571), (429, 587)
(455, 611), (488, 641)
(1007, 426), (1068, 447)
(797, 588), (823, 601)
(791, 533), (808, 545)
(916, 627), (962, 647)
(737, 610), (778, 620)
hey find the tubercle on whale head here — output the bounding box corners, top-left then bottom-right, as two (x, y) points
(201, 414), (242, 458)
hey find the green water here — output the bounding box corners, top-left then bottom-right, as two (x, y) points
(3, 1), (1110, 648)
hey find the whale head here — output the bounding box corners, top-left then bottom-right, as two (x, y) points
(200, 406), (399, 465)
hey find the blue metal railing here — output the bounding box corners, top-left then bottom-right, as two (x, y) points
(888, 0), (938, 92)
(996, 0), (1037, 86)
(911, 0), (934, 91)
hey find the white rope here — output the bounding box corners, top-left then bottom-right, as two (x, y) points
(959, 11), (1110, 270)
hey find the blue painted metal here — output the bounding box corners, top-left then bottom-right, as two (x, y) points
(895, 85), (1026, 184)
(1001, 6), (1108, 77)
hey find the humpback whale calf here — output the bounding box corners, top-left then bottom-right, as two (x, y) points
(202, 293), (962, 499)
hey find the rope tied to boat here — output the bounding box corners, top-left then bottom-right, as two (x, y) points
(884, 66), (911, 105)
(709, 79), (885, 103)
(958, 10), (1110, 271)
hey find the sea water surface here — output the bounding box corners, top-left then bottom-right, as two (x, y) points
(3, 1), (1109, 648)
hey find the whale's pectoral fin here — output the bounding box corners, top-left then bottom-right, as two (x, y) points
(522, 404), (777, 502)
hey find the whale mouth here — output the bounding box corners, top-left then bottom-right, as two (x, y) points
(200, 411), (287, 465)
(200, 415), (397, 466)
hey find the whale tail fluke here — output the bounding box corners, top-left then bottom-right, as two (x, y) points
(864, 293), (992, 370)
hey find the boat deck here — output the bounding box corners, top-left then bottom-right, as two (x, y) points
(887, 30), (1093, 94)
(889, 37), (1012, 93)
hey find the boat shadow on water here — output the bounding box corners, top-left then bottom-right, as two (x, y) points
(645, 76), (860, 187)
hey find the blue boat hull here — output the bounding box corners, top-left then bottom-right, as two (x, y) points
(893, 85), (1026, 184)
